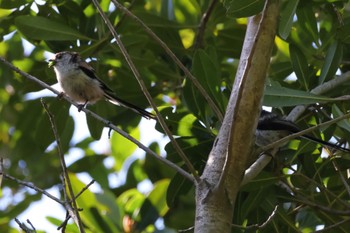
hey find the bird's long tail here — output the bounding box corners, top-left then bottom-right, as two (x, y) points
(105, 94), (156, 120)
(301, 135), (350, 153)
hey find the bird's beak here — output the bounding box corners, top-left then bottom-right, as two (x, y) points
(48, 58), (56, 68)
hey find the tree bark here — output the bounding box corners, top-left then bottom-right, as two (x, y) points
(194, 1), (280, 232)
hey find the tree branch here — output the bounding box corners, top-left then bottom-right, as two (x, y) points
(15, 218), (36, 233)
(0, 169), (64, 205)
(288, 71), (350, 121)
(314, 218), (350, 232)
(0, 56), (194, 183)
(289, 167), (350, 208)
(277, 171), (350, 215)
(41, 99), (85, 232)
(92, 0), (200, 182)
(231, 205), (278, 230)
(1, 158), (96, 232)
(194, 0), (218, 49)
(217, 0), (278, 191)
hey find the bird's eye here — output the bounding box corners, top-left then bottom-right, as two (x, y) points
(56, 54), (62, 59)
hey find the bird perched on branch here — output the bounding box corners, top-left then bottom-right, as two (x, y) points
(255, 110), (350, 152)
(48, 51), (155, 119)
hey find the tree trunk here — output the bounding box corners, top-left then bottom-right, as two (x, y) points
(194, 1), (280, 232)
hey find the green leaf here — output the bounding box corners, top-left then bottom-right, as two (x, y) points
(69, 156), (106, 172)
(0, 0), (27, 9)
(270, 61), (293, 80)
(241, 171), (279, 191)
(319, 41), (343, 84)
(86, 110), (104, 140)
(90, 207), (114, 233)
(111, 126), (139, 171)
(183, 77), (206, 121)
(332, 105), (350, 132)
(339, 21), (350, 43)
(47, 216), (80, 232)
(279, 0), (299, 40)
(137, 199), (159, 231)
(167, 172), (193, 208)
(95, 191), (123, 227)
(240, 188), (268, 219)
(192, 49), (225, 113)
(15, 15), (92, 41)
(118, 189), (145, 214)
(68, 174), (106, 232)
(148, 179), (170, 216)
(216, 26), (245, 58)
(296, 208), (323, 229)
(263, 85), (334, 107)
(296, 4), (319, 46)
(289, 44), (309, 89)
(224, 0), (265, 18)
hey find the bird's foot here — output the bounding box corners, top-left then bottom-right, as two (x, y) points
(57, 92), (65, 99)
(77, 100), (89, 112)
(77, 104), (85, 112)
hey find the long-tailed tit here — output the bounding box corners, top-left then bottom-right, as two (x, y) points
(256, 110), (350, 152)
(48, 51), (155, 119)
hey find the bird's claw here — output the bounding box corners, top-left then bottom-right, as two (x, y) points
(57, 92), (65, 99)
(77, 104), (85, 112)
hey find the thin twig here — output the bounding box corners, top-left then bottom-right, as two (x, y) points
(0, 157), (3, 188)
(92, 0), (200, 182)
(1, 159), (87, 231)
(194, 0), (218, 49)
(288, 71), (350, 121)
(241, 148), (278, 186)
(0, 56), (194, 183)
(58, 175), (78, 231)
(331, 156), (350, 198)
(75, 179), (95, 200)
(26, 219), (36, 232)
(15, 218), (36, 233)
(231, 205), (278, 230)
(178, 226), (194, 232)
(288, 166), (350, 208)
(180, 205), (278, 232)
(295, 197), (350, 215)
(58, 212), (70, 231)
(0, 171), (64, 205)
(41, 99), (85, 233)
(110, 0), (224, 122)
(279, 173), (350, 216)
(313, 218), (350, 232)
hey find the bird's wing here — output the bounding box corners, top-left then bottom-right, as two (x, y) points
(79, 62), (155, 119)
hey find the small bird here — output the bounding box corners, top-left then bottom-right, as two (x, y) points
(48, 51), (155, 119)
(256, 110), (350, 152)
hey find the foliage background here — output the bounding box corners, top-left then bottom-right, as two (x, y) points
(1, 0), (350, 232)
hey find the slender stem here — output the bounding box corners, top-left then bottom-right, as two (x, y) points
(0, 171), (64, 205)
(41, 99), (85, 233)
(92, 0), (200, 182)
(194, 0), (218, 49)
